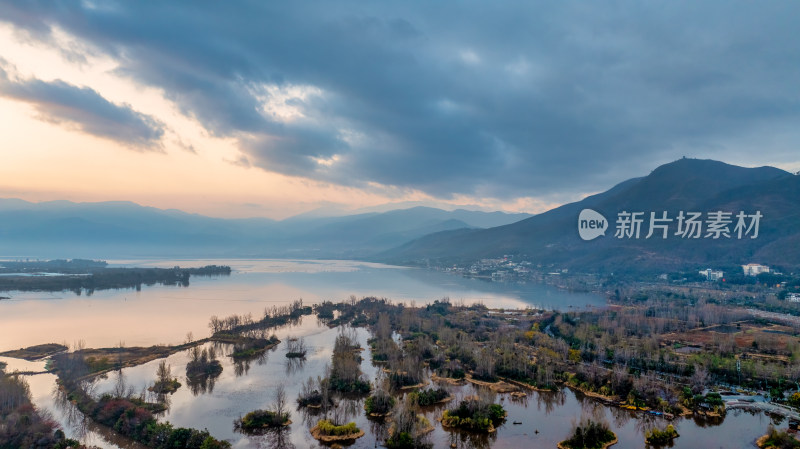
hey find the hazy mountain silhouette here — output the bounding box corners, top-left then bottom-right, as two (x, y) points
(0, 201), (529, 259)
(378, 159), (800, 274)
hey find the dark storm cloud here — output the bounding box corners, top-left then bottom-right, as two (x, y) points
(2, 1), (799, 196)
(0, 65), (164, 149)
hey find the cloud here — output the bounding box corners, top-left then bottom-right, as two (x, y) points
(0, 64), (164, 150)
(225, 154), (251, 168)
(2, 1), (799, 198)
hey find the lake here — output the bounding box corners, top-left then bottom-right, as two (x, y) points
(0, 258), (605, 351)
(0, 259), (778, 448)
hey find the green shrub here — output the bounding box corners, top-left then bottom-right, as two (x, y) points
(83, 394), (231, 448)
(645, 424), (679, 445)
(412, 388), (450, 406)
(385, 431), (415, 449)
(761, 428), (800, 448)
(315, 420), (360, 436)
(329, 378), (371, 394)
(365, 391), (395, 415)
(236, 409), (289, 430)
(560, 419), (616, 449)
(441, 398), (505, 433)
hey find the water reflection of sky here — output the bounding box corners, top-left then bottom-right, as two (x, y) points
(0, 259), (604, 351)
(17, 259), (784, 449)
(4, 259), (777, 448)
(4, 314), (782, 449)
(52, 315), (781, 449)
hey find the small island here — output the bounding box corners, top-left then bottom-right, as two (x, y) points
(235, 409), (290, 431)
(285, 336), (307, 358)
(186, 346), (223, 379)
(297, 377), (330, 409)
(365, 388), (395, 417)
(558, 419), (617, 449)
(235, 385), (291, 432)
(440, 396), (506, 433)
(385, 396), (434, 448)
(148, 360), (181, 395)
(0, 259), (231, 293)
(757, 427), (800, 448)
(328, 330), (371, 394)
(310, 419), (365, 443)
(411, 387), (450, 406)
(645, 424), (679, 445)
(228, 335), (279, 360)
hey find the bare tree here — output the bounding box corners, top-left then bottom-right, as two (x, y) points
(690, 364), (710, 395)
(273, 384), (287, 419)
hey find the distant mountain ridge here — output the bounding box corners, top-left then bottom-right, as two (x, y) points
(0, 200), (530, 259)
(377, 159), (800, 274)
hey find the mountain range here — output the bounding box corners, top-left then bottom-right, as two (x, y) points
(378, 158), (800, 274)
(0, 200), (529, 259)
(2, 158), (797, 274)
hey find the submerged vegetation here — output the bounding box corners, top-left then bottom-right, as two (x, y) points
(235, 409), (289, 431)
(208, 300), (312, 337)
(645, 424), (679, 445)
(51, 348), (229, 449)
(299, 294), (800, 418)
(186, 346), (223, 379)
(297, 376), (331, 409)
(559, 418), (617, 449)
(364, 386), (395, 416)
(411, 387), (450, 406)
(235, 386), (290, 432)
(327, 328), (371, 394)
(385, 395), (433, 449)
(314, 419), (360, 436)
(285, 336), (307, 358)
(228, 335), (279, 360)
(758, 427), (800, 448)
(0, 364), (90, 449)
(83, 393), (229, 449)
(440, 395), (506, 433)
(23, 287), (800, 448)
(148, 360), (181, 395)
(310, 419), (365, 443)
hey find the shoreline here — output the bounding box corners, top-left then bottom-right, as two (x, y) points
(557, 435), (618, 449)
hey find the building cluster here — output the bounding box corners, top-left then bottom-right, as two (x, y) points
(443, 257), (536, 281)
(742, 263), (770, 276)
(698, 268), (724, 281)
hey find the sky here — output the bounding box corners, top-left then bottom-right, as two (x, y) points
(0, 1), (798, 219)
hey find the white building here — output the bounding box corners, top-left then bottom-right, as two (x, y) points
(787, 293), (800, 303)
(699, 269), (724, 281)
(742, 263), (770, 276)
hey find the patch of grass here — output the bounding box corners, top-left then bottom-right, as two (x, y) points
(760, 428), (800, 448)
(441, 398), (505, 433)
(560, 419), (616, 449)
(316, 420), (360, 436)
(235, 409), (289, 431)
(645, 424), (679, 445)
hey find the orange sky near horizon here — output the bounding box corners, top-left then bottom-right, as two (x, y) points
(0, 23), (571, 219)
(1, 21), (797, 220)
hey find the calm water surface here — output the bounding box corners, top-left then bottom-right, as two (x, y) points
(0, 259), (604, 351)
(0, 259), (778, 448)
